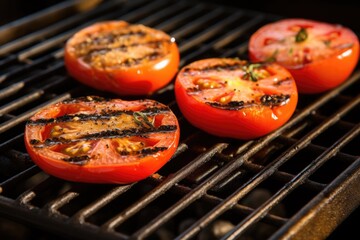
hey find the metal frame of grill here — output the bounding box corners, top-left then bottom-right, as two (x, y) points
(0, 0), (359, 239)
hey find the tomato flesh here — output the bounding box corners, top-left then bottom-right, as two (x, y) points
(24, 96), (180, 184)
(64, 21), (180, 96)
(249, 18), (359, 93)
(175, 58), (298, 140)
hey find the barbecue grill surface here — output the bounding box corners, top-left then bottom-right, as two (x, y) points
(0, 0), (359, 239)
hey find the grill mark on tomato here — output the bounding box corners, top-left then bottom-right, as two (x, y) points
(27, 107), (170, 126)
(274, 77), (293, 86)
(62, 96), (108, 103)
(74, 27), (171, 67)
(206, 101), (248, 110)
(62, 155), (90, 166)
(182, 62), (247, 75)
(75, 30), (148, 50)
(61, 146), (168, 166)
(30, 125), (177, 147)
(206, 94), (290, 110)
(260, 94), (290, 107)
(81, 40), (170, 57)
(119, 52), (163, 67)
(117, 146), (168, 156)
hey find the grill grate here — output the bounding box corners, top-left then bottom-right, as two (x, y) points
(0, 0), (359, 239)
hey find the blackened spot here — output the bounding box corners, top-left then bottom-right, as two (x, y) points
(260, 94), (290, 107)
(62, 155), (90, 166)
(29, 139), (40, 145)
(206, 101), (245, 110)
(183, 62), (245, 75)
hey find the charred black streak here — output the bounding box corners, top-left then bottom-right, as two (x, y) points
(117, 147), (168, 156)
(206, 101), (246, 110)
(260, 94), (290, 107)
(183, 62), (246, 75)
(274, 77), (292, 86)
(27, 107), (171, 126)
(32, 125), (178, 147)
(62, 155), (90, 166)
(83, 40), (169, 56)
(62, 96), (108, 103)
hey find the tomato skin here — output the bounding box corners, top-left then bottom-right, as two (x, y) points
(249, 18), (359, 94)
(175, 58), (298, 140)
(24, 97), (180, 184)
(64, 21), (180, 96)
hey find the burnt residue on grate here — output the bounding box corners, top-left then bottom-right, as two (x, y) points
(0, 0), (360, 240)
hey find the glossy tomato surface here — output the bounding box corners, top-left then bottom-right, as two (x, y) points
(24, 96), (180, 184)
(249, 18), (359, 93)
(64, 21), (180, 96)
(175, 58), (298, 140)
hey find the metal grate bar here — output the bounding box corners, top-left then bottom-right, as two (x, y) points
(15, 1), (152, 62)
(0, 91), (44, 116)
(278, 136), (358, 163)
(155, 4), (205, 32)
(0, 93), (70, 134)
(150, 176), (289, 226)
(16, 176), (61, 206)
(177, 94), (360, 239)
(0, 165), (39, 194)
(73, 184), (135, 224)
(0, 76), (67, 117)
(224, 122), (360, 240)
(0, 53), (58, 84)
(178, 12), (243, 53)
(241, 161), (326, 191)
(116, 0), (170, 23)
(180, 15), (264, 66)
(136, 1), (188, 26)
(0, 0), (100, 46)
(172, 8), (224, 39)
(44, 191), (80, 216)
(131, 71), (360, 239)
(0, 133), (24, 150)
(0, 0), (124, 56)
(222, 41), (249, 57)
(103, 143), (228, 230)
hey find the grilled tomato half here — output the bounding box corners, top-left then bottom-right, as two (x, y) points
(64, 21), (180, 96)
(24, 96), (180, 184)
(175, 58), (298, 140)
(249, 18), (359, 93)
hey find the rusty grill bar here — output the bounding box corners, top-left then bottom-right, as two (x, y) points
(0, 0), (359, 239)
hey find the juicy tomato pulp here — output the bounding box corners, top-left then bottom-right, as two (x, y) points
(249, 18), (359, 93)
(24, 96), (180, 184)
(175, 58), (298, 140)
(64, 21), (180, 96)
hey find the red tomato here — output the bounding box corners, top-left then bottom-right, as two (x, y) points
(64, 21), (180, 96)
(174, 58), (298, 140)
(24, 96), (180, 184)
(249, 18), (359, 94)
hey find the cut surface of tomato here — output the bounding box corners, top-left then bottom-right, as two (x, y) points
(249, 18), (359, 93)
(24, 96), (180, 184)
(175, 58), (298, 140)
(64, 21), (180, 96)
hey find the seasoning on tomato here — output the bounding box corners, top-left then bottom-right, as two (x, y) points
(249, 18), (359, 94)
(64, 21), (180, 96)
(24, 96), (180, 184)
(174, 58), (298, 140)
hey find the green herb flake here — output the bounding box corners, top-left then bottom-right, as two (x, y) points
(295, 28), (308, 43)
(265, 49), (279, 63)
(133, 112), (154, 128)
(288, 47), (293, 55)
(323, 39), (332, 47)
(242, 63), (263, 82)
